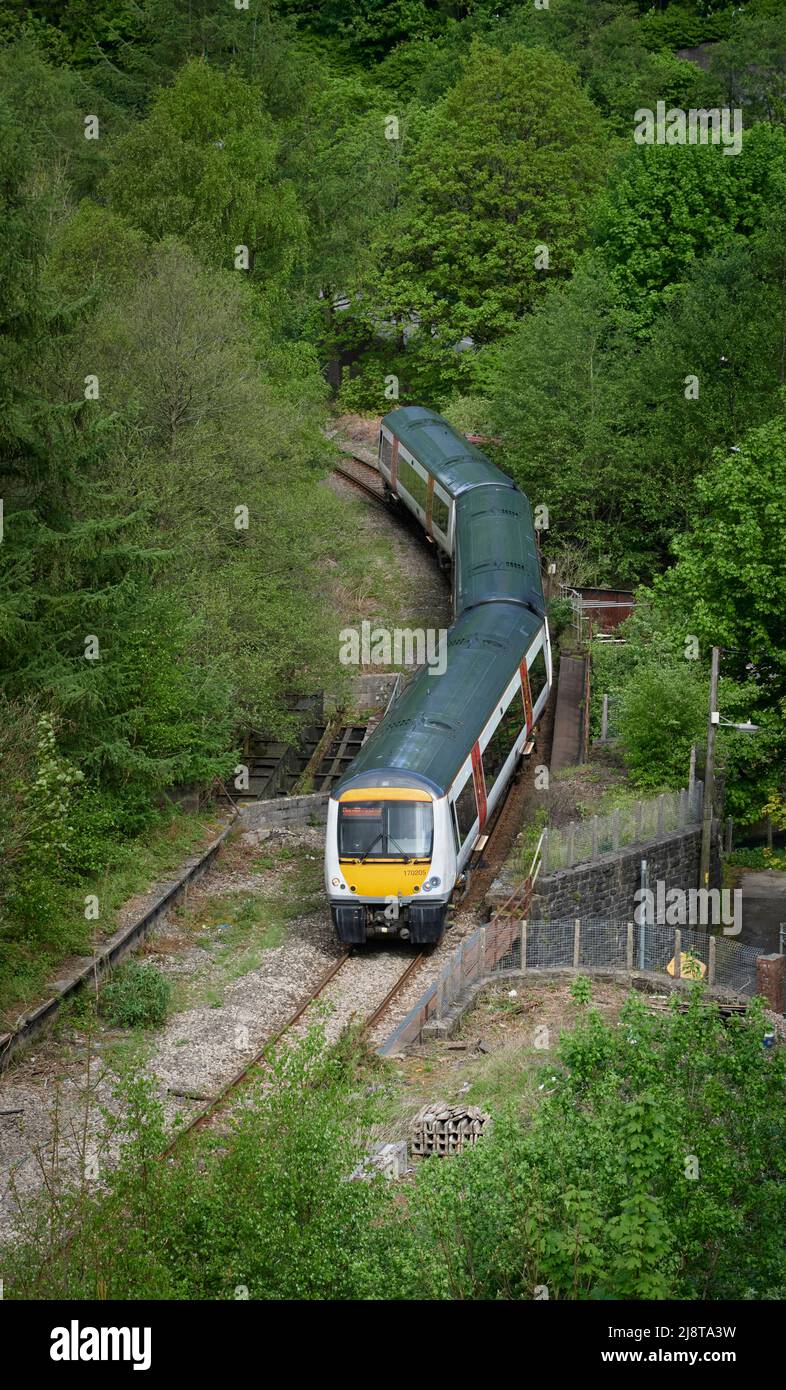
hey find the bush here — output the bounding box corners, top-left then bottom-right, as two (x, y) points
(99, 960), (172, 1029)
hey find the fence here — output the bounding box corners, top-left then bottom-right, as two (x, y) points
(378, 914), (770, 1056)
(540, 781), (704, 873)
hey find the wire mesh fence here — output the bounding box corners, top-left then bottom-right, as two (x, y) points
(380, 915), (770, 1055)
(542, 782), (704, 873)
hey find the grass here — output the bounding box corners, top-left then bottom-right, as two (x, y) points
(0, 809), (222, 1025)
(374, 977), (628, 1137)
(168, 851), (325, 1012)
(725, 846), (786, 872)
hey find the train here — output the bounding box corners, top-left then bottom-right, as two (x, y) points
(325, 406), (552, 946)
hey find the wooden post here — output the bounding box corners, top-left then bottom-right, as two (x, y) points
(521, 920), (528, 972)
(601, 694), (609, 740)
(688, 743), (697, 807)
(573, 918), (581, 969)
(541, 828), (549, 874)
(567, 822), (575, 868)
(708, 935), (716, 987)
(479, 925), (487, 978)
(674, 929), (682, 979)
(724, 817), (733, 854)
(626, 922), (634, 972)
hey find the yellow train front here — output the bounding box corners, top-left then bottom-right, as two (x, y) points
(325, 777), (455, 945)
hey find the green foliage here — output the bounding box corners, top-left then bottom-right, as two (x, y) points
(9, 1001), (786, 1300)
(106, 60), (307, 280)
(594, 123), (786, 334)
(99, 960), (173, 1029)
(661, 408), (786, 684)
(617, 660), (706, 788)
(370, 40), (609, 396)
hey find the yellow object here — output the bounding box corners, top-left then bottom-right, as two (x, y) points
(338, 860), (431, 898)
(666, 952), (706, 981)
(339, 787), (432, 802)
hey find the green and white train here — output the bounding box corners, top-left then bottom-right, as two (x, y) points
(325, 407), (552, 946)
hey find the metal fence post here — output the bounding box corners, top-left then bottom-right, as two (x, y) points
(674, 929), (682, 979)
(591, 816), (599, 860)
(708, 935), (716, 987)
(479, 925), (487, 979)
(542, 828), (549, 874)
(573, 918), (581, 970)
(657, 794), (665, 835)
(567, 822), (575, 869)
(626, 922), (634, 972)
(521, 920), (527, 972)
(639, 860), (648, 971)
(601, 694), (609, 740)
(612, 807), (620, 852)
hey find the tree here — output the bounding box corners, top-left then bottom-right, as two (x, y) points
(372, 40), (609, 389)
(659, 407), (786, 690)
(487, 261), (657, 579)
(105, 59), (307, 282)
(593, 122), (786, 334)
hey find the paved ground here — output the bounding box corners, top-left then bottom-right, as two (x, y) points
(550, 655), (586, 771)
(739, 869), (786, 952)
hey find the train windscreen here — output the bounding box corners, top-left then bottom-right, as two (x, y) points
(338, 801), (433, 860)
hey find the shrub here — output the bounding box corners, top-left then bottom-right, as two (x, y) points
(99, 960), (172, 1029)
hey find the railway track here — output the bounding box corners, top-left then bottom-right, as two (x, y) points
(332, 454), (389, 507)
(162, 947), (424, 1156)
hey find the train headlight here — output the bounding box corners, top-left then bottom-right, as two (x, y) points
(429, 876), (441, 888)
(422, 882), (432, 892)
(331, 877), (340, 887)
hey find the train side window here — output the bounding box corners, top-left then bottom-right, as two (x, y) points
(398, 455), (428, 511)
(453, 774), (478, 844)
(432, 488), (450, 535)
(380, 432), (393, 471)
(483, 695), (525, 792)
(528, 645), (548, 703)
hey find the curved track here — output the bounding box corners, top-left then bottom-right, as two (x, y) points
(162, 947), (425, 1156)
(331, 455), (388, 507)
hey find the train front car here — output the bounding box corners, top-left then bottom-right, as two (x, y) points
(325, 774), (454, 945)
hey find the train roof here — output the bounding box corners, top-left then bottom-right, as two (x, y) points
(332, 602), (546, 799)
(382, 406), (510, 497)
(455, 482), (544, 618)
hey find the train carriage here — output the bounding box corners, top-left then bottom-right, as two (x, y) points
(325, 407), (551, 946)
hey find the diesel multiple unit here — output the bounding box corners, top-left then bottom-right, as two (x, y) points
(325, 406), (551, 945)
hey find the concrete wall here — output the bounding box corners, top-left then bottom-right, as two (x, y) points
(238, 791), (329, 832)
(530, 825), (721, 921)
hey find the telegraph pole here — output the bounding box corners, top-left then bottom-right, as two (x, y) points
(699, 646), (720, 889)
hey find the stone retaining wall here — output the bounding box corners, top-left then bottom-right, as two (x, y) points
(238, 791), (329, 832)
(490, 824), (721, 921)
